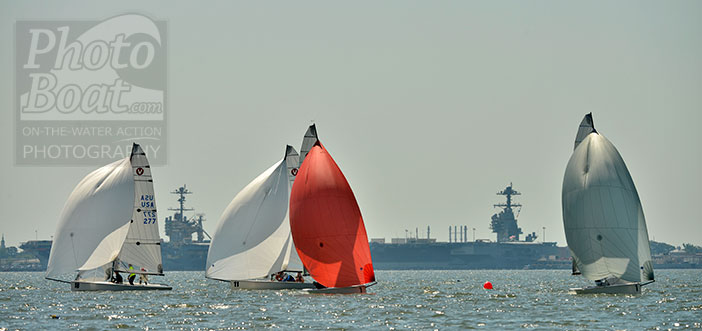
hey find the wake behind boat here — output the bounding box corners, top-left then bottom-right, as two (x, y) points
(206, 145), (313, 290)
(562, 114), (654, 295)
(46, 143), (171, 291)
(290, 124), (377, 294)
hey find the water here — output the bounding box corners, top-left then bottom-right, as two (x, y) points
(1, 270), (700, 330)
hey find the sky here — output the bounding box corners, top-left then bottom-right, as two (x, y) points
(0, 1), (700, 248)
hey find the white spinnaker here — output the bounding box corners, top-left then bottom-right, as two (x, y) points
(46, 158), (135, 281)
(562, 117), (653, 283)
(79, 223), (130, 271)
(206, 150), (294, 281)
(207, 218), (291, 280)
(116, 144), (163, 274)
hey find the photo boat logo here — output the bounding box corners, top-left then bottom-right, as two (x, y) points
(15, 14), (167, 165)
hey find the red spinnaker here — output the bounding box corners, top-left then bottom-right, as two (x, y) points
(289, 141), (375, 288)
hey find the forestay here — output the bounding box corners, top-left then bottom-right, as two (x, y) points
(562, 114), (654, 283)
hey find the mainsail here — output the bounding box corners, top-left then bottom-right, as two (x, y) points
(562, 114), (654, 283)
(114, 144), (163, 275)
(284, 146), (304, 272)
(573, 112), (597, 150)
(206, 145), (303, 281)
(298, 123), (318, 166)
(47, 143), (163, 281)
(289, 126), (375, 288)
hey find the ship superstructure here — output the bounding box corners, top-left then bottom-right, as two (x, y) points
(490, 183), (523, 242)
(164, 185), (211, 244)
(161, 185), (211, 270)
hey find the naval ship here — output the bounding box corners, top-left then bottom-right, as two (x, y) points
(160, 185), (211, 271)
(369, 183), (571, 269)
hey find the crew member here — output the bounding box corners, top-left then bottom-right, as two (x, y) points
(139, 268), (149, 285)
(128, 264), (136, 285)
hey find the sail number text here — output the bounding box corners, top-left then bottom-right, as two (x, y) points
(140, 194), (156, 224)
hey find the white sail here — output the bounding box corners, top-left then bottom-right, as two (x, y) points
(78, 223), (130, 271)
(206, 146), (299, 281)
(284, 145), (304, 272)
(116, 144), (163, 275)
(46, 158), (135, 280)
(562, 114), (654, 283)
(573, 112), (597, 150)
(299, 123), (318, 166)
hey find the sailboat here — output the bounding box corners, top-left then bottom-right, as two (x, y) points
(46, 143), (171, 291)
(562, 113), (654, 294)
(206, 145), (313, 290)
(290, 124), (377, 294)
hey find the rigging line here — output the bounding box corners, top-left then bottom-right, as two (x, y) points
(46, 277), (72, 284)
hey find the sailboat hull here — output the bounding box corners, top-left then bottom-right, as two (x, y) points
(303, 282), (375, 294)
(570, 282), (641, 295)
(230, 280), (315, 290)
(70, 280), (172, 291)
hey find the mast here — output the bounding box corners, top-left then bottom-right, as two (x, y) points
(494, 183), (522, 211)
(169, 185), (194, 224)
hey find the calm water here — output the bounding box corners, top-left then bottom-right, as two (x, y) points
(1, 270), (700, 330)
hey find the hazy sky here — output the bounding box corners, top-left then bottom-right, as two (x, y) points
(1, 1), (700, 248)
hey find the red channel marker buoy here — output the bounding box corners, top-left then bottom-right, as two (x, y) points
(483, 281), (493, 290)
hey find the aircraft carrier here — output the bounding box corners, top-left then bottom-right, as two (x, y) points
(160, 185), (211, 271)
(369, 183), (572, 270)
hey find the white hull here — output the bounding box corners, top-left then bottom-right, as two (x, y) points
(71, 280), (172, 291)
(230, 280), (315, 290)
(304, 282), (376, 294)
(570, 282), (641, 295)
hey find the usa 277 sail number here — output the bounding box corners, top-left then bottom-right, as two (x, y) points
(142, 210), (157, 224)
